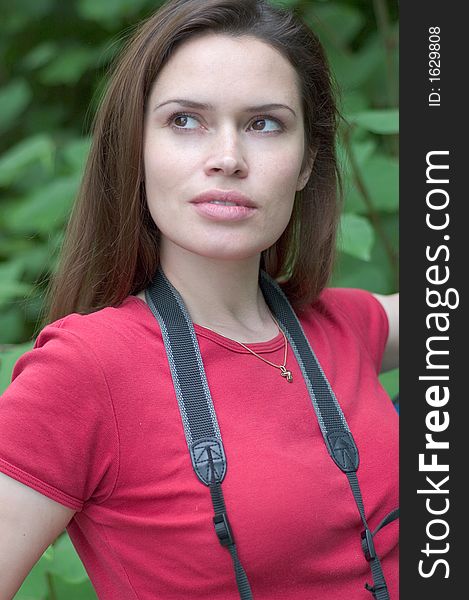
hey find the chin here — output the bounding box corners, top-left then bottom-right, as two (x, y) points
(163, 230), (282, 262)
(198, 248), (260, 261)
(183, 241), (268, 262)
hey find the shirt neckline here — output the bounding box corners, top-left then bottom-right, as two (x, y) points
(129, 295), (285, 354)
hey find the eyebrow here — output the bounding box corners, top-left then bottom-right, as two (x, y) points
(153, 98), (297, 117)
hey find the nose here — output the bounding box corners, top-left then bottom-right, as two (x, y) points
(204, 127), (248, 178)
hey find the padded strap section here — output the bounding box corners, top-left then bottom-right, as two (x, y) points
(259, 271), (359, 472)
(145, 269), (225, 468)
(144, 266), (396, 600)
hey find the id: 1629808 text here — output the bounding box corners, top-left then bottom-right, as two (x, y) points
(428, 26), (441, 107)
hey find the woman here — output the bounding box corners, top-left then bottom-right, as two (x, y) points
(0, 0), (399, 598)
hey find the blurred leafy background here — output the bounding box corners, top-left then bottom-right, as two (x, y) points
(0, 0), (398, 597)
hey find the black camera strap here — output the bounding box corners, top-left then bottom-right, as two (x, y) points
(144, 266), (398, 600)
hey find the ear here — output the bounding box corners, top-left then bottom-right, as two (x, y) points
(296, 146), (318, 191)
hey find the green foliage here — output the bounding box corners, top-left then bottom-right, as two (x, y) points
(0, 80), (33, 135)
(0, 0), (398, 596)
(77, 0), (151, 25)
(379, 368), (399, 401)
(0, 135), (56, 187)
(348, 109), (399, 134)
(15, 533), (97, 600)
(339, 213), (374, 261)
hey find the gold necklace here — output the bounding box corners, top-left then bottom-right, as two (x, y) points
(200, 315), (293, 383)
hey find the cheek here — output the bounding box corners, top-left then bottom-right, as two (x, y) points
(144, 134), (195, 194)
(263, 144), (304, 187)
(264, 161), (302, 216)
(262, 151), (302, 232)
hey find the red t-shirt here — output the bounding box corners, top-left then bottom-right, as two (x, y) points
(0, 288), (398, 599)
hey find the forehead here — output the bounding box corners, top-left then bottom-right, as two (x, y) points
(149, 33), (300, 107)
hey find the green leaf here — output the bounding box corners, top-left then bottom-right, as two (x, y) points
(359, 154), (399, 213)
(1, 0), (54, 35)
(379, 368), (399, 398)
(43, 545), (55, 561)
(14, 548), (53, 599)
(21, 42), (58, 70)
(0, 259), (23, 284)
(268, 0), (301, 7)
(0, 342), (33, 392)
(39, 47), (97, 85)
(337, 137), (376, 181)
(2, 175), (79, 233)
(77, 0), (150, 24)
(343, 179), (366, 214)
(48, 576), (98, 600)
(0, 79), (32, 134)
(62, 137), (91, 173)
(339, 213), (374, 261)
(0, 306), (28, 346)
(368, 212), (399, 292)
(48, 533), (89, 584)
(340, 91), (369, 115)
(365, 26), (399, 107)
(0, 135), (55, 187)
(332, 252), (390, 294)
(343, 151), (399, 215)
(325, 35), (383, 91)
(15, 241), (58, 280)
(374, 212), (399, 257)
(0, 280), (33, 302)
(348, 109), (399, 134)
(0, 260), (35, 306)
(2, 0), (54, 20)
(306, 3), (364, 48)
(0, 235), (32, 257)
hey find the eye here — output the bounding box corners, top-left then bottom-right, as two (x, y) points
(169, 113), (199, 130)
(249, 117), (283, 133)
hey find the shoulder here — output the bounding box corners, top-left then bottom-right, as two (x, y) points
(20, 296), (152, 384)
(35, 296), (149, 353)
(298, 287), (391, 373)
(47, 296), (145, 338)
(309, 287), (389, 331)
(7, 295), (152, 430)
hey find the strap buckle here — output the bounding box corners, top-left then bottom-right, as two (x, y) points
(365, 582), (388, 597)
(213, 513), (234, 547)
(361, 528), (376, 561)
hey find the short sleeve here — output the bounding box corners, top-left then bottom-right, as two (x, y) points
(0, 321), (119, 511)
(320, 288), (390, 373)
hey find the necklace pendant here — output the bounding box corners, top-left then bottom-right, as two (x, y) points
(280, 366), (293, 383)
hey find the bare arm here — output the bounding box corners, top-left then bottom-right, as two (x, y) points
(372, 292), (399, 373)
(0, 472), (76, 599)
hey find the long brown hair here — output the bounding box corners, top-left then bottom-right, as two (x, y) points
(41, 0), (342, 329)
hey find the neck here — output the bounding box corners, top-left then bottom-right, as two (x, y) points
(159, 242), (274, 336)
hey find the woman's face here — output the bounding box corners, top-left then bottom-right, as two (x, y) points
(143, 33), (313, 262)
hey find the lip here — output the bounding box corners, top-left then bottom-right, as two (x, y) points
(189, 189), (257, 208)
(189, 189), (258, 222)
